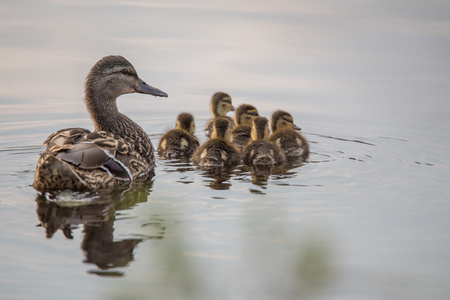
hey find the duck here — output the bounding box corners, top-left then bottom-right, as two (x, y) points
(205, 92), (235, 138)
(243, 116), (285, 166)
(192, 117), (240, 167)
(157, 112), (199, 158)
(33, 55), (168, 191)
(268, 110), (309, 161)
(231, 104), (259, 152)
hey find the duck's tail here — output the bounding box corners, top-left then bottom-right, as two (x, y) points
(33, 154), (88, 191)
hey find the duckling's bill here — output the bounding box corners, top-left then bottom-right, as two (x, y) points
(135, 77), (168, 97)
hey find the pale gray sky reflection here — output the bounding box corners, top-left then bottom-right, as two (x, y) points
(1, 0), (449, 139)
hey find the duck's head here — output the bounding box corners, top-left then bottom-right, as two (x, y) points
(175, 113), (196, 135)
(210, 92), (235, 118)
(85, 55), (168, 102)
(271, 110), (301, 133)
(235, 104), (259, 126)
(251, 116), (270, 141)
(211, 117), (232, 142)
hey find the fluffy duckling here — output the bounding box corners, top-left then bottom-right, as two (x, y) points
(157, 113), (200, 158)
(243, 117), (285, 166)
(231, 104), (259, 152)
(268, 110), (309, 161)
(192, 118), (240, 167)
(205, 92), (235, 137)
(33, 55), (168, 191)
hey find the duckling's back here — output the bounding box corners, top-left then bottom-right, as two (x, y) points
(243, 140), (285, 166)
(269, 129), (309, 161)
(192, 139), (240, 167)
(158, 129), (199, 158)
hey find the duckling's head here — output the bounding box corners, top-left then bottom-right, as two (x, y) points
(175, 113), (196, 135)
(85, 55), (167, 104)
(210, 92), (235, 118)
(251, 117), (270, 141)
(211, 117), (232, 142)
(235, 104), (259, 126)
(271, 110), (301, 133)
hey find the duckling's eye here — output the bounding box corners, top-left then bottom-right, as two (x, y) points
(120, 69), (130, 75)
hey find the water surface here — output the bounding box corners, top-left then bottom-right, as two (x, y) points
(1, 1), (450, 299)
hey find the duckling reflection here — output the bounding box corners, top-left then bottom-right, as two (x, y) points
(35, 182), (164, 276)
(199, 167), (234, 190)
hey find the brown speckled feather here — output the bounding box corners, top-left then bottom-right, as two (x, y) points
(33, 129), (153, 191)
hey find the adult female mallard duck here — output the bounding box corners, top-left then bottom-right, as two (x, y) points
(157, 112), (199, 158)
(192, 117), (240, 167)
(231, 104), (259, 152)
(268, 110), (309, 161)
(243, 117), (285, 166)
(205, 92), (235, 137)
(33, 55), (168, 191)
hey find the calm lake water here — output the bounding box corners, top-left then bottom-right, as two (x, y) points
(1, 1), (450, 299)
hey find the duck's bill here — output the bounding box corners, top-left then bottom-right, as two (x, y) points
(293, 124), (302, 131)
(230, 105), (236, 111)
(135, 77), (168, 97)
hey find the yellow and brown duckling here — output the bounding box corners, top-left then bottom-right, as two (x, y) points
(157, 113), (199, 158)
(205, 92), (235, 137)
(243, 117), (285, 166)
(192, 117), (240, 167)
(230, 104), (259, 152)
(268, 110), (309, 161)
(33, 55), (168, 191)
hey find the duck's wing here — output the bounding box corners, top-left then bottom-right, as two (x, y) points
(42, 129), (134, 181)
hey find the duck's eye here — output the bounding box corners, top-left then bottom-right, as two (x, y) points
(120, 69), (130, 75)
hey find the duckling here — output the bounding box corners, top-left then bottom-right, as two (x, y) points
(33, 55), (168, 191)
(243, 117), (285, 166)
(157, 113), (199, 158)
(231, 104), (259, 152)
(192, 117), (240, 167)
(205, 92), (235, 137)
(268, 110), (309, 161)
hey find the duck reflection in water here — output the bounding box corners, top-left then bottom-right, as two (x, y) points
(35, 182), (164, 277)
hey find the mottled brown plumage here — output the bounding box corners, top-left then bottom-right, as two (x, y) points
(157, 113), (199, 158)
(193, 118), (240, 167)
(231, 104), (259, 152)
(205, 92), (235, 137)
(33, 55), (168, 191)
(243, 117), (285, 166)
(268, 110), (309, 161)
